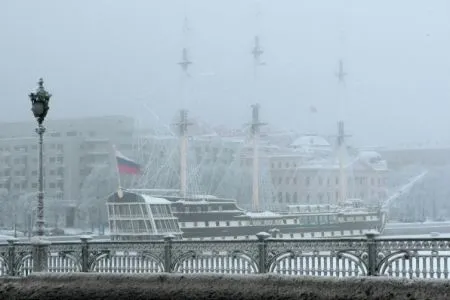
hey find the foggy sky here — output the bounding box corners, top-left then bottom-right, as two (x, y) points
(2, 0), (450, 147)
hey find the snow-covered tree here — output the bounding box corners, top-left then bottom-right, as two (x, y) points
(79, 164), (117, 231)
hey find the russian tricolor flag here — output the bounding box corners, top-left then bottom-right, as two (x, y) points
(115, 149), (140, 175)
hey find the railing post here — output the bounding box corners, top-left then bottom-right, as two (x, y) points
(31, 237), (51, 273)
(164, 234), (174, 273)
(6, 238), (17, 276)
(80, 235), (92, 272)
(366, 231), (379, 276)
(256, 232), (271, 274)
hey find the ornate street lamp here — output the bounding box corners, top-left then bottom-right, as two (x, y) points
(29, 78), (51, 237)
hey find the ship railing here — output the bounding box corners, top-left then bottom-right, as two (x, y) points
(3, 233), (450, 278)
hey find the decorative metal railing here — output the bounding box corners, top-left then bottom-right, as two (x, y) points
(1, 233), (450, 278)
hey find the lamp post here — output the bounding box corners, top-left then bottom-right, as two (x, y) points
(29, 78), (51, 237)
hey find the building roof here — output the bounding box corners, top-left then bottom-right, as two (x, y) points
(141, 194), (171, 205)
(290, 135), (331, 148)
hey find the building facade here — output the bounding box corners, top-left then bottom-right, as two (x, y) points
(0, 115), (135, 229)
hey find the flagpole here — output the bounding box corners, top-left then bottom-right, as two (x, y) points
(112, 145), (123, 197)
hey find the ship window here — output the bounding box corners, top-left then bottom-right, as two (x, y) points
(218, 205), (223, 211)
(238, 221), (242, 226)
(194, 222), (198, 227)
(311, 232), (315, 238)
(185, 207), (189, 213)
(181, 222), (185, 227)
(321, 232), (324, 237)
(216, 221), (220, 226)
(234, 236), (237, 240)
(197, 207), (201, 213)
(205, 221), (209, 227)
(331, 231), (335, 236)
(246, 235), (250, 240)
(294, 219), (298, 224)
(226, 221), (230, 226)
(283, 219), (287, 224)
(300, 233), (304, 238)
(290, 233), (294, 238)
(344, 216), (347, 222)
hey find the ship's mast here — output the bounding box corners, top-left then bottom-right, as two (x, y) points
(176, 7), (192, 199)
(250, 1), (266, 211)
(250, 104), (266, 211)
(176, 109), (192, 198)
(336, 59), (349, 205)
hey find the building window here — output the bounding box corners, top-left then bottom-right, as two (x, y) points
(306, 193), (311, 203)
(285, 177), (290, 184)
(318, 177), (323, 185)
(293, 177), (297, 184)
(305, 177), (310, 186)
(66, 131), (77, 137)
(293, 192), (298, 203)
(278, 192), (282, 203)
(285, 192), (290, 203)
(318, 193), (323, 202)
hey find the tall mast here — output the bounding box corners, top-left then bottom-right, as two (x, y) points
(252, 35), (264, 78)
(250, 104), (266, 211)
(176, 5), (192, 199)
(250, 1), (266, 211)
(336, 59), (349, 205)
(176, 108), (191, 198)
